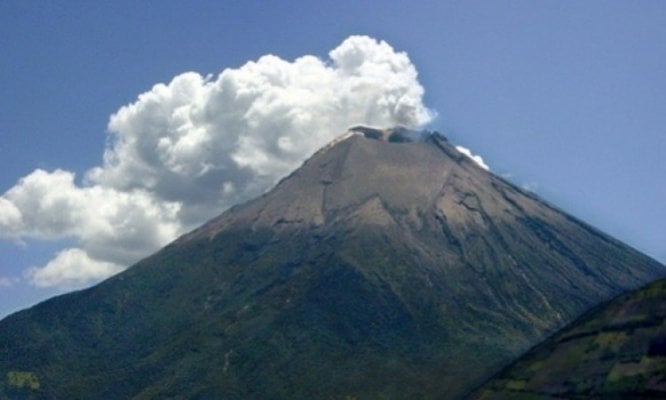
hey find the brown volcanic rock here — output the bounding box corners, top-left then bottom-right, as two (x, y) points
(0, 127), (662, 399)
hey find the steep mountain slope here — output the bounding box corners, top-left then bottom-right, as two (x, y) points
(471, 277), (666, 400)
(0, 127), (662, 399)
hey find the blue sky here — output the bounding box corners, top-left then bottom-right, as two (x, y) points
(1, 1), (665, 318)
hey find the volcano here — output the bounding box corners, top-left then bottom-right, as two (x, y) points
(0, 127), (662, 399)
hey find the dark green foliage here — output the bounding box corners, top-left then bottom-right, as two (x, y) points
(471, 279), (666, 399)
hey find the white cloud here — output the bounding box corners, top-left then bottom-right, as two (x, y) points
(25, 248), (123, 289)
(0, 198), (22, 236)
(0, 35), (434, 288)
(521, 182), (539, 193)
(0, 276), (18, 287)
(455, 145), (490, 170)
(0, 169), (181, 266)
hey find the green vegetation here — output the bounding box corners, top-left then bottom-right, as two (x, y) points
(7, 371), (40, 390)
(472, 278), (666, 399)
(504, 379), (527, 390)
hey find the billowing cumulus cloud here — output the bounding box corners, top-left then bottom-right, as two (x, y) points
(0, 198), (22, 237)
(25, 248), (124, 289)
(0, 169), (181, 266)
(0, 35), (434, 288)
(456, 145), (490, 170)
